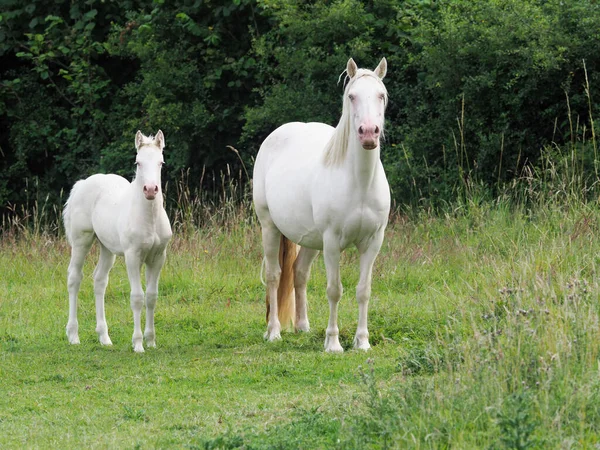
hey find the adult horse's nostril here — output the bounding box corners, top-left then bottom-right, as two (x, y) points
(374, 125), (380, 135)
(358, 126), (365, 135)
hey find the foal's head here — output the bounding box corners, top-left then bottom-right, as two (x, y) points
(134, 130), (165, 201)
(344, 58), (388, 150)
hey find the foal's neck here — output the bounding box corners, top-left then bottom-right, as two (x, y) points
(131, 179), (164, 222)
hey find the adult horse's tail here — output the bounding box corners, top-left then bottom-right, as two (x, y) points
(266, 235), (297, 330)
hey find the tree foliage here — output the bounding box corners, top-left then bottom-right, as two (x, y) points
(1, 0), (599, 212)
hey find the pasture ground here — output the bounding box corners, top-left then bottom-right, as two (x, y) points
(2, 200), (600, 448)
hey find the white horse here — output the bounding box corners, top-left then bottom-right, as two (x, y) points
(253, 58), (390, 353)
(63, 130), (172, 352)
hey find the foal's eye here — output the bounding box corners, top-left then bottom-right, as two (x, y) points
(348, 94), (355, 101)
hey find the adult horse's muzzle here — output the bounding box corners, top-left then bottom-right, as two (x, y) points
(358, 124), (380, 150)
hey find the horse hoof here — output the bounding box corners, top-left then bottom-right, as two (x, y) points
(99, 335), (113, 346)
(295, 320), (310, 333)
(324, 337), (344, 353)
(264, 330), (281, 341)
(353, 335), (371, 351)
(353, 341), (371, 351)
(68, 336), (80, 345)
(325, 345), (344, 354)
(133, 343), (145, 353)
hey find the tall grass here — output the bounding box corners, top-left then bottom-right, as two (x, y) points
(1, 68), (600, 447)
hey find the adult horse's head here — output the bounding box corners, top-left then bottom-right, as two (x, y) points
(134, 130), (165, 200)
(345, 58), (388, 150)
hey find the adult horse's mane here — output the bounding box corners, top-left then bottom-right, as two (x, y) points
(323, 68), (388, 167)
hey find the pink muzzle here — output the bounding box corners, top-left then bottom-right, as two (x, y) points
(143, 183), (159, 200)
(358, 123), (381, 150)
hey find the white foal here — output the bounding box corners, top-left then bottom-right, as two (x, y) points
(253, 58), (391, 353)
(63, 130), (172, 352)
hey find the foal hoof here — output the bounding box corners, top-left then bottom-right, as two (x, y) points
(66, 324), (79, 344)
(99, 335), (113, 346)
(133, 342), (145, 353)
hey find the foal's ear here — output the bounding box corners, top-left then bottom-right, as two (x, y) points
(347, 58), (358, 78)
(154, 130), (165, 151)
(135, 130), (144, 151)
(374, 57), (387, 80)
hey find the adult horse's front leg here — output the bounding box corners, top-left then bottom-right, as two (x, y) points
(354, 230), (385, 351)
(323, 235), (343, 353)
(125, 250), (145, 353)
(144, 250), (167, 348)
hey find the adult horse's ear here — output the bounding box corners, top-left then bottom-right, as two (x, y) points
(374, 57), (387, 80)
(155, 130), (165, 150)
(347, 58), (358, 78)
(135, 130), (144, 151)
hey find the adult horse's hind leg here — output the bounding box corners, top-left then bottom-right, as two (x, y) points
(354, 230), (385, 350)
(66, 232), (95, 344)
(262, 222), (283, 341)
(144, 250), (167, 348)
(293, 247), (319, 332)
(93, 243), (116, 345)
(125, 249), (145, 353)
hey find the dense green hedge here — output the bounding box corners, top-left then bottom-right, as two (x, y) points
(1, 0), (599, 211)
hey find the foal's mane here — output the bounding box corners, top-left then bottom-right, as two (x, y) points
(323, 69), (388, 167)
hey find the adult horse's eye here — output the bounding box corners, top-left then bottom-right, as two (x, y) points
(348, 94), (355, 101)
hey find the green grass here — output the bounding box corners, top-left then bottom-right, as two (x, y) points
(2, 199), (600, 448)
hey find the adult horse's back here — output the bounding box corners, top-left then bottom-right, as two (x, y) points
(63, 131), (172, 352)
(253, 58), (390, 353)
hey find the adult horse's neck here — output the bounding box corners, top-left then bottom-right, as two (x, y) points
(346, 132), (381, 189)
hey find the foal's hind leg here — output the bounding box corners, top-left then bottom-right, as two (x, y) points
(66, 232), (95, 344)
(293, 247), (319, 332)
(93, 243), (116, 345)
(262, 224), (283, 341)
(144, 249), (167, 348)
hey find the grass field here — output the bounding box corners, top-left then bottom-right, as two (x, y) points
(2, 195), (600, 448)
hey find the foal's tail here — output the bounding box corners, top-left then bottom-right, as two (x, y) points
(266, 235), (297, 330)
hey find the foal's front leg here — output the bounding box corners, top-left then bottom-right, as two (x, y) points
(125, 250), (145, 353)
(144, 250), (167, 348)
